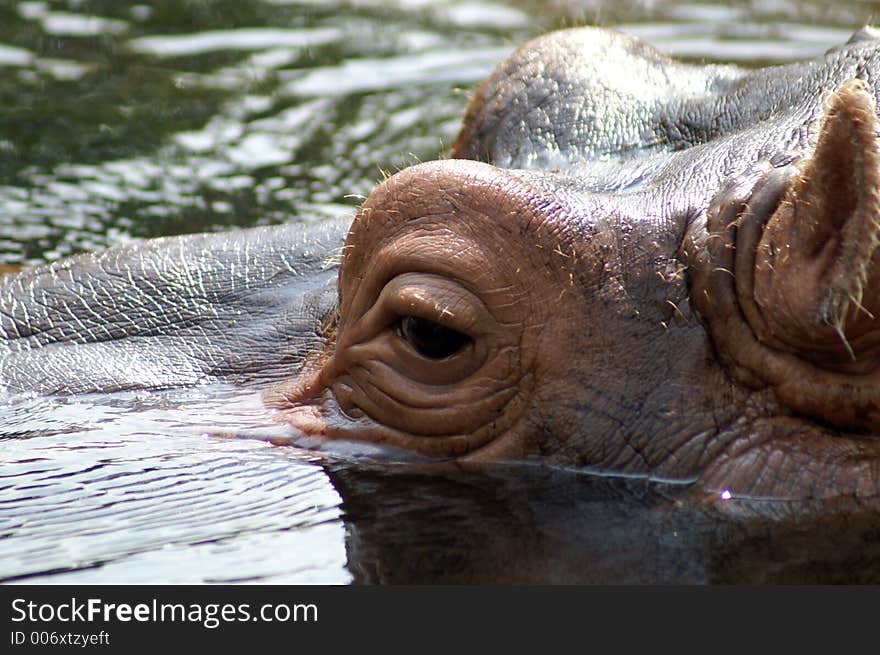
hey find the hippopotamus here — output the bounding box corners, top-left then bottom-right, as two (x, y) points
(4, 26), (880, 503)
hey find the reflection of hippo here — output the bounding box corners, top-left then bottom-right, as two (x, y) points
(326, 462), (880, 583)
(4, 27), (880, 501)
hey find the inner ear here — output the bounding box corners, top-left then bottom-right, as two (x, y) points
(687, 80), (880, 435)
(750, 78), (880, 371)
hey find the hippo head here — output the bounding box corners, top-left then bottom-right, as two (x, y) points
(265, 29), (880, 500)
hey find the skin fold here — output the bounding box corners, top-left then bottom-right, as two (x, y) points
(4, 27), (880, 502)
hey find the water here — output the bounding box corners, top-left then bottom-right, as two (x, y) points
(3, 0), (880, 583)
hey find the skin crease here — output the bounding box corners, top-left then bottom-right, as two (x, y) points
(266, 28), (880, 501)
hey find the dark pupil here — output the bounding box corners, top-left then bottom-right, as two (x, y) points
(399, 316), (470, 359)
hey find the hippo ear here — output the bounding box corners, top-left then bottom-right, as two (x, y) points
(750, 79), (880, 370)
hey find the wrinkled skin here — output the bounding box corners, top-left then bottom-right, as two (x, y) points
(4, 27), (880, 502)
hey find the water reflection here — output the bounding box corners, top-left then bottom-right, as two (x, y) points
(1, 388), (351, 584)
(4, 385), (880, 584)
(128, 28), (344, 58)
(4, 0), (880, 583)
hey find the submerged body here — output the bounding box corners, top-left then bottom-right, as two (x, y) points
(4, 27), (880, 501)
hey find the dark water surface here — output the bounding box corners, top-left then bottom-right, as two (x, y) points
(3, 0), (880, 583)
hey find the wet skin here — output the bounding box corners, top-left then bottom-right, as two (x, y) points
(4, 27), (880, 501)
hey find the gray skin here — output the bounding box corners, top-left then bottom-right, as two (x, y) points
(4, 27), (880, 501)
(0, 219), (346, 394)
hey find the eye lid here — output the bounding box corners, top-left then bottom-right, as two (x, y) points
(381, 273), (487, 337)
(336, 271), (493, 358)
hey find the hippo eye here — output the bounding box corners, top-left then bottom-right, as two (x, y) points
(397, 316), (471, 360)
